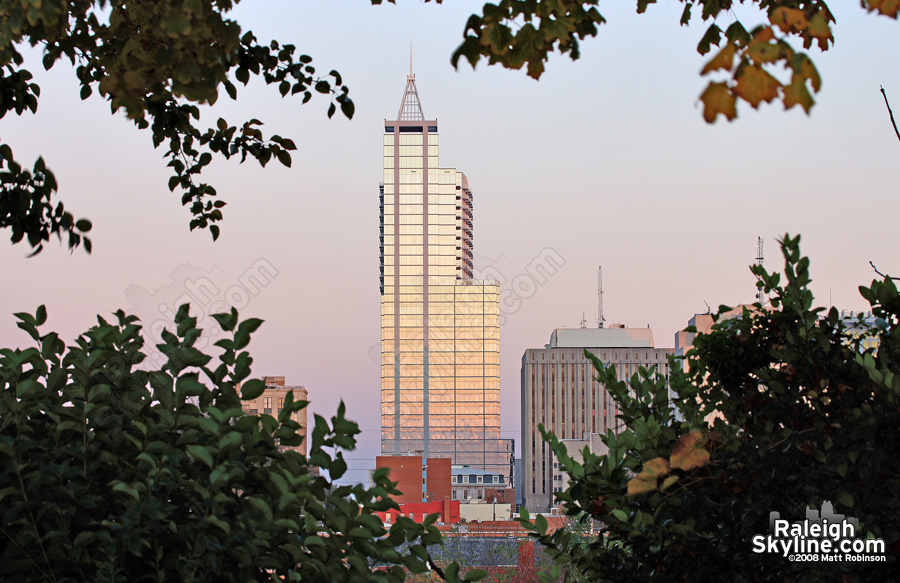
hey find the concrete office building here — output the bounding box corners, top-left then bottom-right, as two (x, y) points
(380, 69), (511, 477)
(521, 327), (673, 512)
(551, 434), (608, 505)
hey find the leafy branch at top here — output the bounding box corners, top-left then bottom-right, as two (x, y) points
(0, 0), (354, 253)
(390, 0), (897, 124)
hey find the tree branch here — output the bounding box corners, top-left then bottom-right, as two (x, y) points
(427, 553), (447, 581)
(869, 260), (900, 281)
(880, 86), (900, 144)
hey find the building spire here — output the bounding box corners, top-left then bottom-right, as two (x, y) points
(397, 58), (425, 121)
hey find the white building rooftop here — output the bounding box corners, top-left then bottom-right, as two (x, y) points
(549, 326), (655, 349)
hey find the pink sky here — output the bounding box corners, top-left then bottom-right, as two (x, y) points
(1, 1), (898, 481)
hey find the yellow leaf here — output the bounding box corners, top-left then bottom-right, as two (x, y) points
(627, 475), (657, 496)
(699, 81), (737, 123)
(770, 7), (809, 33)
(733, 65), (781, 108)
(672, 430), (702, 452)
(670, 430), (711, 471)
(701, 43), (736, 75)
(660, 475), (680, 491)
(643, 457), (670, 478)
(626, 457), (670, 496)
(866, 0), (900, 18)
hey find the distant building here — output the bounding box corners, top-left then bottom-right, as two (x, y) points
(675, 306), (756, 359)
(451, 464), (509, 502)
(840, 310), (879, 353)
(239, 376), (308, 456)
(674, 306), (769, 426)
(376, 454), (451, 504)
(674, 313), (715, 359)
(551, 433), (608, 507)
(521, 327), (673, 512)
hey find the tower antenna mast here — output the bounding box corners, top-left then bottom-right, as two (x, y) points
(597, 266), (605, 328)
(755, 236), (768, 307)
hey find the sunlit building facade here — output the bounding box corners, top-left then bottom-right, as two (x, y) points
(380, 70), (511, 477)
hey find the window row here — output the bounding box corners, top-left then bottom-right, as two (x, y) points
(382, 265), (459, 277)
(380, 314), (500, 327)
(381, 302), (496, 316)
(383, 194), (457, 205)
(381, 330), (501, 346)
(382, 255), (458, 268)
(382, 205), (458, 217)
(379, 335), (500, 351)
(382, 364), (501, 378)
(451, 474), (503, 484)
(383, 274), (469, 287)
(379, 352), (500, 366)
(383, 145), (425, 156)
(381, 378), (498, 390)
(427, 168), (456, 184)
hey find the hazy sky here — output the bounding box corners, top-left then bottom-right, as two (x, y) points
(2, 1), (898, 482)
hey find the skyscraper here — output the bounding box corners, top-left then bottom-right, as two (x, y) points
(380, 70), (511, 478)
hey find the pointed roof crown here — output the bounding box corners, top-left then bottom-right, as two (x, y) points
(397, 73), (425, 121)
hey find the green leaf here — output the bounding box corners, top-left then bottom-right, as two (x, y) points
(837, 491), (854, 508)
(187, 444), (214, 467)
(239, 379), (265, 402)
(534, 513), (548, 535)
(112, 482), (140, 501)
(340, 98), (355, 119)
(276, 149), (291, 167)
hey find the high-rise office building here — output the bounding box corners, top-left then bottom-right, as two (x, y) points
(380, 70), (511, 478)
(521, 327), (673, 511)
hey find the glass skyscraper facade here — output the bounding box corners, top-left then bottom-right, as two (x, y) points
(380, 71), (511, 477)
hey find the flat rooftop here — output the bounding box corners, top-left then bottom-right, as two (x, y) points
(549, 327), (655, 348)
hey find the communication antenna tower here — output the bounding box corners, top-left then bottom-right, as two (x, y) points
(597, 266), (606, 328)
(580, 313), (587, 329)
(755, 236), (768, 307)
